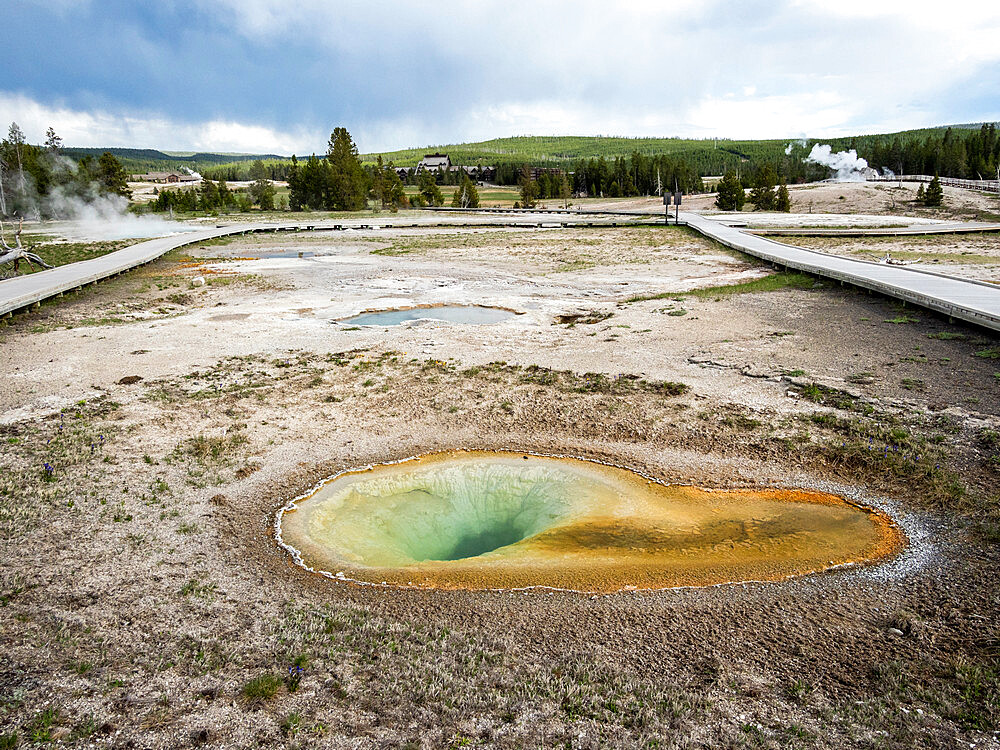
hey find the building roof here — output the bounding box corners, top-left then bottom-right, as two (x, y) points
(417, 153), (452, 170)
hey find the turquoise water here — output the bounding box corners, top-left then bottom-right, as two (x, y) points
(340, 305), (516, 326)
(298, 458), (578, 566)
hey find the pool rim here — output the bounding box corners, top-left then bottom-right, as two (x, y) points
(273, 448), (908, 596)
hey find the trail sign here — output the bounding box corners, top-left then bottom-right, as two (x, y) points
(664, 191), (682, 224)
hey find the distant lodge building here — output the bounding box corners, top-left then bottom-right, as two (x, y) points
(395, 153), (497, 182)
(130, 171), (200, 184)
(417, 153), (452, 172)
(528, 166), (565, 181)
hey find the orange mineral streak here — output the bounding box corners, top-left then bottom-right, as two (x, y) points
(279, 452), (904, 593)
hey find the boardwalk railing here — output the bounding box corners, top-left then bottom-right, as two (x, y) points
(867, 175), (1000, 193)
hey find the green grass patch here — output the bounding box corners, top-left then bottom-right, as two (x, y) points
(242, 673), (282, 703)
(949, 660), (1000, 730)
(885, 315), (920, 324)
(974, 347), (1000, 359)
(175, 432), (248, 466)
(27, 707), (59, 742)
(513, 364), (688, 396)
(798, 411), (965, 507)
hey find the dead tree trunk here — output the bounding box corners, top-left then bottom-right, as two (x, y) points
(0, 218), (51, 277)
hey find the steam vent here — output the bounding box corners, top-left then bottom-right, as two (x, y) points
(279, 452), (903, 592)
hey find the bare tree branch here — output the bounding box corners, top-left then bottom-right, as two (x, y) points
(0, 217), (52, 276)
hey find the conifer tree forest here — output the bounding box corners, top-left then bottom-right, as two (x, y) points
(6, 122), (998, 217)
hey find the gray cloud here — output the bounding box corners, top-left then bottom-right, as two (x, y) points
(4, 0), (999, 152)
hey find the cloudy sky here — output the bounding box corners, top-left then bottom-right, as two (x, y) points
(3, 0), (1000, 155)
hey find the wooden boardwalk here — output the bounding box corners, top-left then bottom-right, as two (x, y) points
(2, 213), (999, 333)
(0, 215), (638, 318)
(0, 225), (250, 318)
(682, 212), (1000, 332)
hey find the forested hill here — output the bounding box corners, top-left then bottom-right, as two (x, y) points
(57, 121), (999, 183)
(360, 136), (797, 177)
(361, 136), (788, 167)
(360, 124), (1000, 182)
(62, 147), (287, 174)
(360, 124), (999, 168)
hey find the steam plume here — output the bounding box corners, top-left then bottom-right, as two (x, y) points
(46, 189), (197, 241)
(804, 144), (870, 182)
(784, 138), (808, 155)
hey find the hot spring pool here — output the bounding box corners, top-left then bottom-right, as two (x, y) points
(277, 452), (902, 592)
(339, 305), (517, 326)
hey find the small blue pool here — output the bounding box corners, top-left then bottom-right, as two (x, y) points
(339, 305), (517, 326)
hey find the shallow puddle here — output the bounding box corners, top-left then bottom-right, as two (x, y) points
(339, 305), (516, 326)
(278, 452), (903, 592)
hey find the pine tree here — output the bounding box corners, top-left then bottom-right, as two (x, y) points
(383, 165), (407, 211)
(298, 155), (324, 210)
(44, 127), (62, 154)
(915, 183), (925, 202)
(287, 155), (304, 211)
(326, 127), (368, 211)
(248, 159), (275, 209)
(518, 167), (539, 208)
(923, 174), (943, 206)
(775, 182), (791, 212)
(199, 179), (219, 210)
(369, 155), (387, 212)
(749, 165), (777, 211)
(6, 122), (27, 194)
(418, 169), (443, 206)
(559, 172), (572, 208)
(217, 179), (232, 209)
(715, 171), (745, 211)
(96, 152), (131, 198)
(451, 172), (480, 208)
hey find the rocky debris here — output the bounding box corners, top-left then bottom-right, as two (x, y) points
(687, 354), (735, 370)
(117, 375), (143, 385)
(555, 309), (613, 325)
(741, 364), (784, 380)
(688, 355), (784, 382)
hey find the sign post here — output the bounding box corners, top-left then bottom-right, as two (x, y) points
(663, 192), (670, 225)
(674, 190), (682, 224)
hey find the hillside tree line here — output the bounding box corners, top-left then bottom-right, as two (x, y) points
(846, 124), (1000, 179)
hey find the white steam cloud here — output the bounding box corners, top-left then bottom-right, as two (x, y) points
(784, 138), (808, 155)
(5, 153), (198, 242)
(804, 144), (871, 182)
(45, 190), (199, 241)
